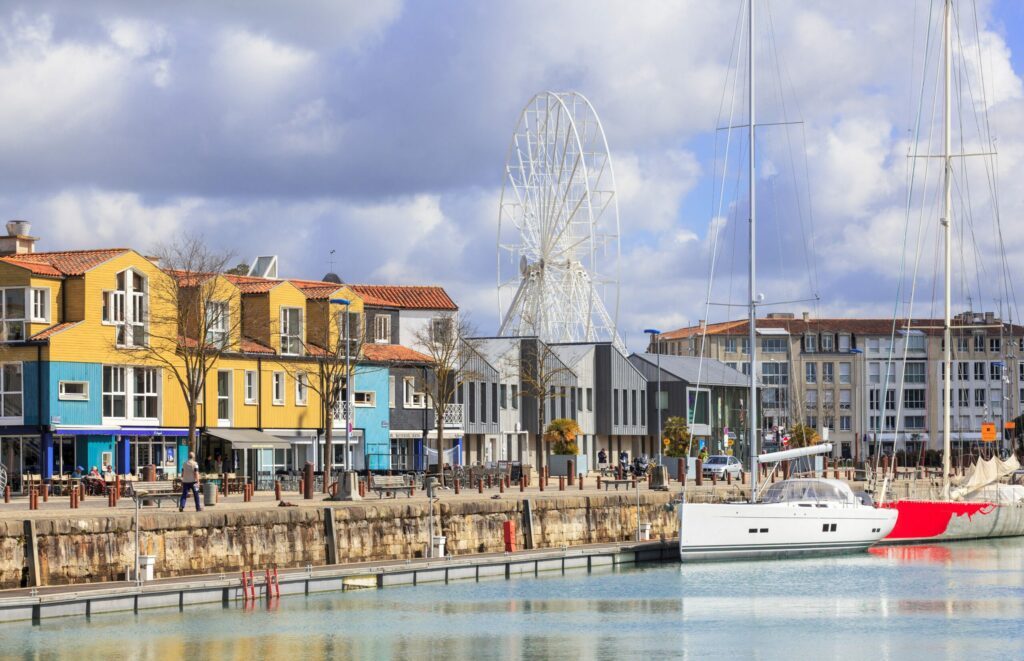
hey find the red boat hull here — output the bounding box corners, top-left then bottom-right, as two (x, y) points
(882, 500), (1024, 542)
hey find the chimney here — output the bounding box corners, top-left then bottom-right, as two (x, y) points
(698, 319), (706, 328)
(0, 220), (37, 256)
(802, 311), (810, 321)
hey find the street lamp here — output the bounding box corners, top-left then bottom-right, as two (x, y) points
(331, 298), (352, 475)
(644, 329), (663, 466)
(849, 348), (865, 465)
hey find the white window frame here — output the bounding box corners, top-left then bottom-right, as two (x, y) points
(403, 376), (426, 408)
(244, 370), (257, 404)
(216, 370), (232, 424)
(102, 366), (127, 419)
(354, 391), (376, 407)
(206, 301), (229, 348)
(106, 269), (148, 348)
(375, 314), (391, 344)
(272, 372), (285, 405)
(58, 380), (89, 401)
(821, 334), (834, 352)
(804, 334), (818, 353)
(389, 376), (396, 408)
(838, 334), (851, 352)
(30, 288), (49, 323)
(0, 362), (23, 421)
(280, 307), (303, 356)
(296, 372), (308, 406)
(132, 367), (159, 420)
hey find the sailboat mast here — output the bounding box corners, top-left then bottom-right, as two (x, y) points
(941, 0), (953, 498)
(748, 0), (759, 502)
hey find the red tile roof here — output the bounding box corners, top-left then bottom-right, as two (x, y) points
(362, 344), (433, 363)
(349, 285), (457, 311)
(660, 316), (1024, 340)
(241, 337), (275, 354)
(222, 274), (280, 294)
(1, 248), (129, 276)
(30, 322), (80, 340)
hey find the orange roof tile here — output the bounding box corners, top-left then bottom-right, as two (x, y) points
(659, 316), (1024, 340)
(241, 337), (275, 354)
(349, 285), (457, 311)
(362, 344), (433, 363)
(29, 321), (80, 340)
(223, 274), (280, 294)
(1, 248), (128, 276)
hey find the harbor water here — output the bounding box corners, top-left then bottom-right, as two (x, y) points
(3, 539), (1024, 660)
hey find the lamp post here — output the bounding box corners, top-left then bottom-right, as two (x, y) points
(849, 348), (865, 466)
(330, 298), (352, 475)
(644, 329), (663, 466)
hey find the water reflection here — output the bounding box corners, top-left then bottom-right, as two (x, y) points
(4, 539), (1024, 660)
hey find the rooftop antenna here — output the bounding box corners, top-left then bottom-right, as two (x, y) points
(329, 249), (336, 274)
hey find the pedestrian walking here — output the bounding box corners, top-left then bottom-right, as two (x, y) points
(179, 452), (202, 512)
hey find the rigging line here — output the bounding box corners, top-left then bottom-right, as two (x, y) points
(765, 0), (819, 300)
(874, 0), (936, 463)
(699, 0), (747, 390)
(715, 3), (745, 314)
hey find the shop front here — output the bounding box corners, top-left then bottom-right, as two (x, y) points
(205, 429), (293, 490)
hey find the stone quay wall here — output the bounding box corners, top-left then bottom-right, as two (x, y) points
(0, 492), (679, 589)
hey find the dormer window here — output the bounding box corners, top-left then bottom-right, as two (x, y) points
(0, 288), (26, 341)
(280, 307), (303, 355)
(374, 314), (391, 344)
(804, 334), (817, 353)
(205, 301), (229, 348)
(104, 269), (147, 347)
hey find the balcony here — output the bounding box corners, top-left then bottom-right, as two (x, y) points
(443, 403), (464, 428)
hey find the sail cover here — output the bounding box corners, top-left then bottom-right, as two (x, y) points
(952, 455), (1021, 500)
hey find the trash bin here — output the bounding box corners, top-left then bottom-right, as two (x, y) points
(202, 482), (217, 506)
(432, 535), (447, 557)
(139, 555), (156, 581)
(639, 523), (652, 541)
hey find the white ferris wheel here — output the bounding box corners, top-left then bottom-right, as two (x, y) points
(497, 91), (624, 352)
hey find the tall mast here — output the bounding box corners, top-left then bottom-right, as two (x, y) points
(941, 0), (952, 499)
(748, 0), (759, 501)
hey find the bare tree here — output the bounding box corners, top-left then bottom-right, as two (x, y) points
(113, 235), (241, 454)
(414, 312), (480, 487)
(278, 300), (363, 492)
(514, 338), (574, 473)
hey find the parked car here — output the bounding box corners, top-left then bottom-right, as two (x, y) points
(702, 454), (743, 479)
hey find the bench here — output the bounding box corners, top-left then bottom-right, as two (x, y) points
(127, 480), (182, 507)
(602, 478), (635, 491)
(370, 474), (413, 498)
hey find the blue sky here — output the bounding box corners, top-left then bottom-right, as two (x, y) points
(0, 1), (1022, 350)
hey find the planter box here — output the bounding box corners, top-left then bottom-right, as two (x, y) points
(548, 454), (589, 477)
(663, 458), (696, 481)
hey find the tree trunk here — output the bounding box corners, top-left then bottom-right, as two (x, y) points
(324, 424), (333, 494)
(187, 408), (198, 455)
(436, 417), (446, 488)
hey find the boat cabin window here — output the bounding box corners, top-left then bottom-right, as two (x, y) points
(761, 479), (853, 504)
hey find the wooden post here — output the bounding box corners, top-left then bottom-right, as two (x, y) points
(695, 459), (703, 486)
(567, 460), (575, 486)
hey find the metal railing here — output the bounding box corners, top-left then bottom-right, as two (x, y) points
(443, 403), (463, 428)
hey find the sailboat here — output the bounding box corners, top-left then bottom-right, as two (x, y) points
(880, 0), (1024, 544)
(679, 0), (896, 561)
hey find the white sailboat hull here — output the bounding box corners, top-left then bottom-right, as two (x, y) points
(679, 501), (898, 561)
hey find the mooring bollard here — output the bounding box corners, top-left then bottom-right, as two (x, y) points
(108, 490), (116, 507)
(4, 484), (9, 503)
(500, 479), (505, 494)
(454, 479), (461, 495)
(478, 479), (484, 494)
(486, 474), (492, 489)
(711, 471), (717, 486)
(303, 462), (314, 500)
(41, 484), (48, 502)
(596, 476), (602, 489)
(539, 476), (545, 492)
(275, 480), (282, 500)
(834, 466), (840, 479)
(519, 476), (525, 492)
(726, 470), (731, 485)
(695, 459), (703, 486)
(558, 476), (565, 491)
(567, 460), (575, 485)
(79, 482), (86, 501)
(579, 473), (584, 490)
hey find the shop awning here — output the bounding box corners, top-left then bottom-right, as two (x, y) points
(205, 429), (292, 450)
(53, 427), (189, 437)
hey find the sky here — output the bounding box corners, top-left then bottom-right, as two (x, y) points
(0, 0), (1022, 351)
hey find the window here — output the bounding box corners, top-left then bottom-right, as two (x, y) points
(903, 389), (925, 409)
(905, 415), (926, 430)
(58, 380), (89, 401)
(990, 337), (1001, 353)
(907, 334), (926, 352)
(974, 389), (985, 408)
(905, 363), (926, 384)
(885, 390), (896, 410)
(806, 415), (817, 429)
(30, 288), (49, 323)
(839, 362), (851, 384)
(974, 334), (985, 352)
(105, 270), (147, 347)
(805, 363), (817, 384)
(823, 390), (834, 409)
(762, 338), (786, 353)
(868, 338), (880, 352)
(512, 384), (519, 410)
(493, 383), (499, 423)
(725, 338), (737, 353)
(0, 288), (26, 341)
(374, 314), (391, 343)
(205, 301), (229, 348)
(640, 390), (646, 426)
(404, 376), (426, 408)
(577, 387), (583, 411)
(869, 416), (880, 430)
(613, 389), (619, 425)
(990, 362), (1002, 381)
(272, 372), (285, 405)
(133, 368), (159, 418)
(958, 363), (969, 381)
(956, 336), (969, 353)
(0, 363), (22, 417)
(868, 362), (880, 384)
(431, 317), (452, 344)
(482, 382), (489, 422)
(389, 376), (396, 408)
(354, 391), (375, 407)
(280, 307), (303, 355)
(244, 370), (257, 404)
(102, 366), (126, 417)
(821, 334), (834, 352)
(468, 383), (477, 422)
(838, 334), (851, 352)
(805, 389), (818, 409)
(839, 389), (851, 410)
(631, 390), (637, 426)
(804, 334), (818, 353)
(296, 373), (308, 406)
(823, 416), (834, 431)
(973, 362), (985, 381)
(586, 387), (593, 411)
(822, 362), (834, 384)
(840, 416), (851, 431)
(217, 370), (232, 422)
(884, 415), (896, 430)
(958, 389), (969, 407)
(869, 389), (880, 410)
